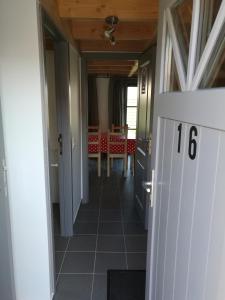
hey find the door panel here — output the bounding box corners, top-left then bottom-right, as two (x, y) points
(55, 42), (73, 236)
(155, 119), (174, 300)
(205, 134), (225, 300)
(173, 125), (199, 300)
(45, 50), (60, 205)
(147, 117), (165, 300)
(162, 121), (187, 300)
(69, 46), (82, 221)
(135, 49), (156, 227)
(138, 65), (149, 141)
(147, 1), (225, 300)
(187, 128), (221, 300)
(0, 104), (15, 299)
(151, 119), (225, 300)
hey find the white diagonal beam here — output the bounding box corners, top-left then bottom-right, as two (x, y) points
(166, 8), (187, 91)
(191, 0), (225, 90)
(187, 0), (201, 89)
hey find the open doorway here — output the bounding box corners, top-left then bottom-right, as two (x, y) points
(42, 13), (83, 288)
(50, 53), (154, 300)
(42, 11), (156, 300)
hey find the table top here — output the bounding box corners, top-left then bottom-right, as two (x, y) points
(88, 132), (136, 154)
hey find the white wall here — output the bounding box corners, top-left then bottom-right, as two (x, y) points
(96, 78), (109, 132)
(0, 0), (53, 299)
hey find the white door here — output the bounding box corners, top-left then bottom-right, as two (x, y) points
(146, 1), (225, 300)
(0, 102), (15, 299)
(135, 51), (155, 228)
(69, 46), (82, 221)
(45, 50), (60, 205)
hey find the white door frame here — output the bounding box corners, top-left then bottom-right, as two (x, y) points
(0, 101), (15, 300)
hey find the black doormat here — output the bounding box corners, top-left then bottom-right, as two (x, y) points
(107, 270), (146, 300)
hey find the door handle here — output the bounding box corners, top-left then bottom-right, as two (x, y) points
(58, 134), (63, 155)
(147, 139), (152, 155)
(142, 169), (155, 207)
(51, 163), (59, 168)
(142, 181), (152, 193)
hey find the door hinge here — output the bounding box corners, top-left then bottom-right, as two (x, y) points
(142, 169), (155, 207)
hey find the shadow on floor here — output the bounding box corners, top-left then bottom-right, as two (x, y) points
(54, 159), (147, 300)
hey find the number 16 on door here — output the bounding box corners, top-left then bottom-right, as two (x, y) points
(177, 123), (198, 160)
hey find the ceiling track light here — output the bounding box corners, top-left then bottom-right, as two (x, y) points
(104, 16), (119, 46)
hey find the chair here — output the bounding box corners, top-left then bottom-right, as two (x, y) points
(88, 125), (99, 132)
(111, 124), (128, 169)
(107, 128), (128, 177)
(88, 126), (101, 177)
(112, 124), (128, 133)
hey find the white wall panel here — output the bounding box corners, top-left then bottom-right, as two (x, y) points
(149, 118), (166, 300)
(162, 121), (187, 300)
(152, 118), (225, 300)
(208, 132), (225, 300)
(187, 127), (220, 300)
(174, 125), (200, 300)
(155, 119), (175, 300)
(0, 0), (53, 298)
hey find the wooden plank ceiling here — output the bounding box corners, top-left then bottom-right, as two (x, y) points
(87, 59), (138, 76)
(45, 0), (159, 76)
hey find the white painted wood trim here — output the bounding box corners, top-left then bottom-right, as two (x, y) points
(191, 0), (225, 90)
(166, 8), (186, 91)
(159, 12), (168, 93)
(164, 31), (173, 92)
(37, 7), (56, 296)
(186, 0), (201, 89)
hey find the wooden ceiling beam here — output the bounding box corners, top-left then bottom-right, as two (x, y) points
(79, 40), (150, 52)
(71, 21), (157, 40)
(87, 60), (136, 67)
(88, 70), (133, 75)
(57, 0), (158, 21)
(88, 66), (132, 72)
(40, 0), (78, 49)
(88, 70), (133, 74)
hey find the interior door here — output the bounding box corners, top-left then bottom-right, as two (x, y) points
(135, 49), (155, 228)
(55, 41), (73, 236)
(146, 1), (225, 300)
(69, 46), (82, 222)
(0, 103), (15, 299)
(45, 50), (60, 206)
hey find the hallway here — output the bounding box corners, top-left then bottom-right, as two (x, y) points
(54, 159), (147, 300)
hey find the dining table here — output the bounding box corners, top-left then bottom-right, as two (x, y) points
(88, 132), (136, 154)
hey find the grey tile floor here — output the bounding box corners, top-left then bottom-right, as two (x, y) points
(54, 159), (147, 300)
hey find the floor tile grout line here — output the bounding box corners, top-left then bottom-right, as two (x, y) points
(119, 183), (129, 270)
(55, 233), (147, 237)
(56, 237), (71, 285)
(55, 165), (147, 298)
(77, 220), (123, 224)
(56, 272), (106, 275)
(55, 250), (147, 254)
(90, 177), (103, 300)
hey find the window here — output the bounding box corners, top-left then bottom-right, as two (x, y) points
(126, 86), (138, 139)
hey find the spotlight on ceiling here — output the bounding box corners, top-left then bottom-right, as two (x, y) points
(104, 16), (119, 46)
(109, 35), (116, 46)
(104, 27), (115, 39)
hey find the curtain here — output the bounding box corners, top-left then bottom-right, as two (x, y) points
(108, 77), (137, 128)
(88, 76), (99, 126)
